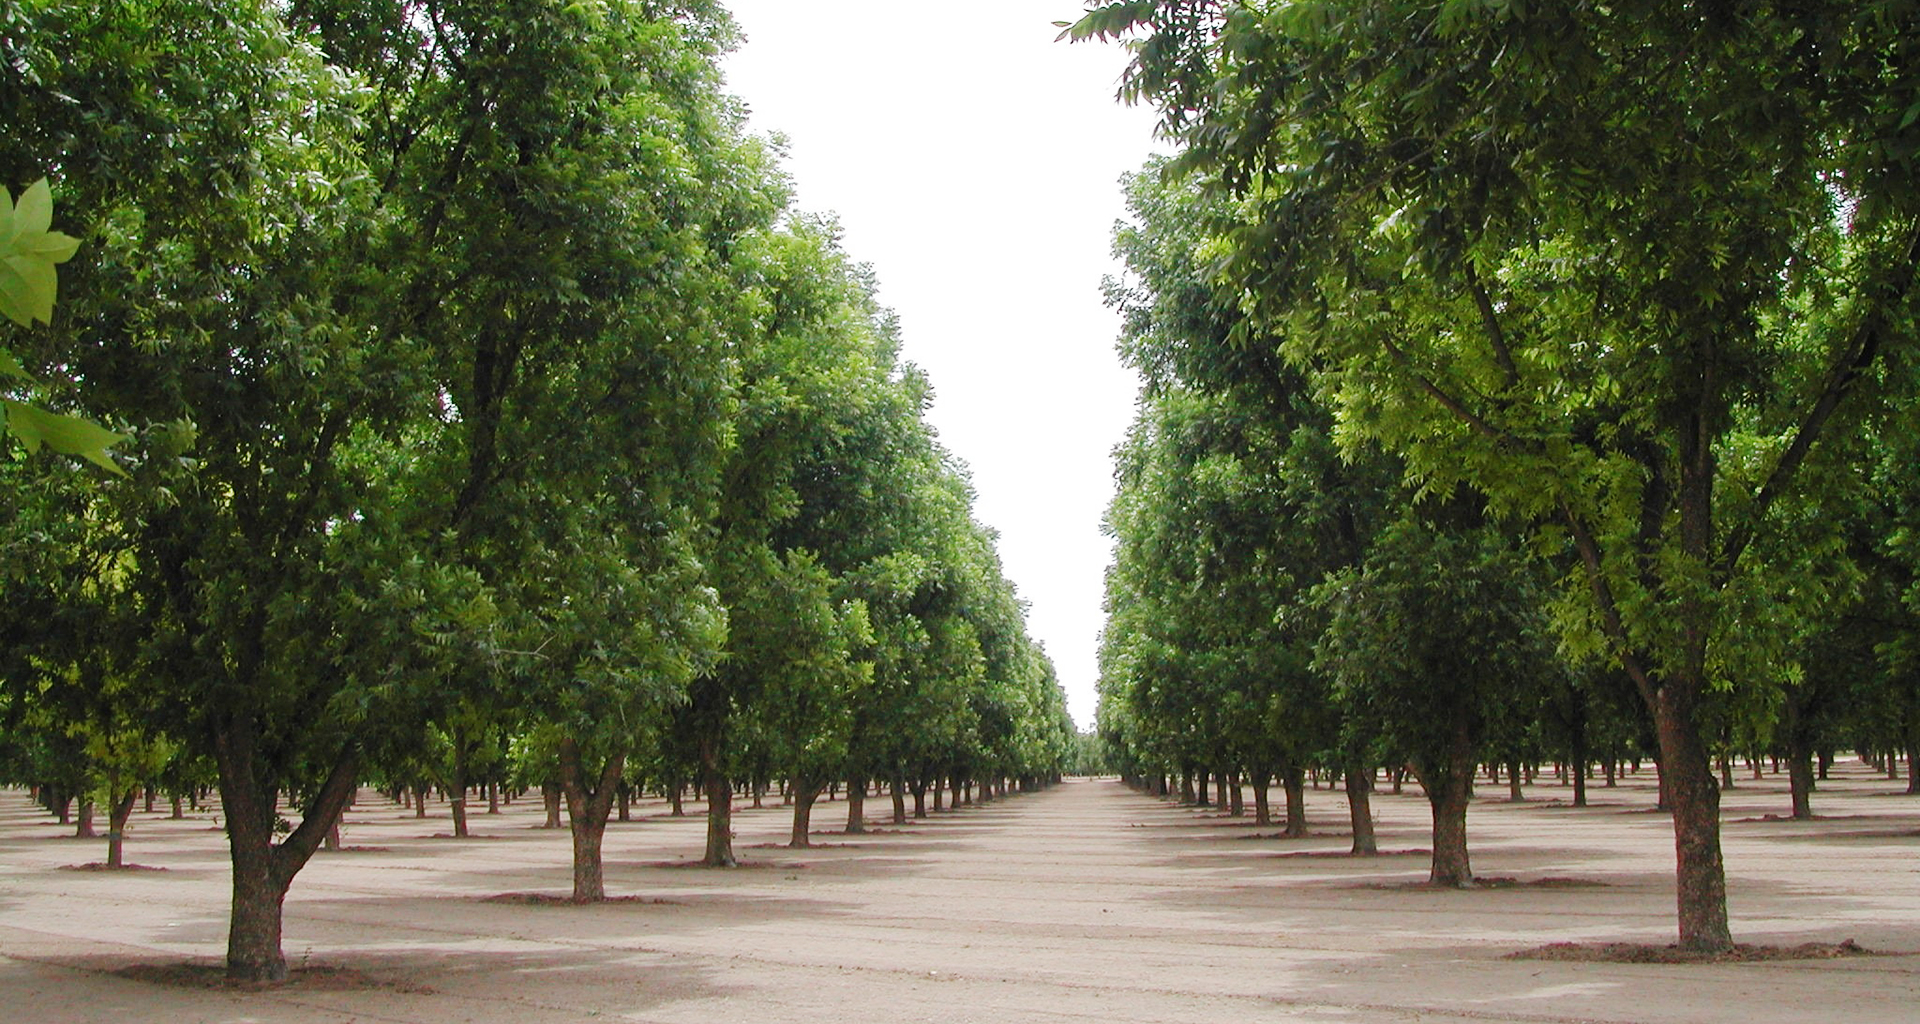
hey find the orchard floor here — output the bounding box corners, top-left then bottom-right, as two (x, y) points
(2, 766), (1918, 1024)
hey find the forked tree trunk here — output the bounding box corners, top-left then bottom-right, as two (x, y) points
(1345, 759), (1377, 856)
(215, 719), (360, 982)
(105, 788), (138, 868)
(846, 775), (867, 833)
(1282, 764), (1307, 838)
(557, 738), (624, 902)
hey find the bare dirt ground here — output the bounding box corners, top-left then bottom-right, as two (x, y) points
(2, 764), (1916, 1023)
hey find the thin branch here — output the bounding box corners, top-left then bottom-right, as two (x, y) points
(1379, 334), (1514, 444)
(1462, 260), (1519, 389)
(1562, 504), (1659, 709)
(1720, 219), (1920, 579)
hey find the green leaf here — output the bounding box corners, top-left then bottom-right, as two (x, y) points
(0, 179), (78, 326)
(11, 178), (53, 239)
(0, 346), (29, 382)
(3, 398), (129, 476)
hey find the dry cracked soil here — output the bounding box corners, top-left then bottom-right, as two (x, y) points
(2, 765), (1917, 1023)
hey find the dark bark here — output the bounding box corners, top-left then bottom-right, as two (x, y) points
(105, 788), (137, 868)
(1250, 768), (1272, 827)
(1282, 764), (1307, 838)
(1345, 759), (1377, 856)
(891, 770), (907, 825)
(541, 781), (562, 828)
(845, 775), (867, 833)
(1195, 770), (1210, 807)
(1419, 718), (1476, 887)
(1225, 769), (1243, 816)
(170, 795), (184, 819)
(74, 801), (95, 838)
(412, 784), (429, 819)
(448, 728), (471, 838)
(1507, 760), (1525, 802)
(215, 727), (360, 982)
(557, 738), (623, 901)
(910, 779), (927, 819)
(789, 777), (822, 848)
(617, 781), (630, 823)
(701, 743), (735, 867)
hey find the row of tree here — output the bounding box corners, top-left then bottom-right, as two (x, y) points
(0, 0), (1073, 982)
(1077, 0), (1919, 954)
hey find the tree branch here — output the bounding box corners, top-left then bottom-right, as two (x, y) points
(1562, 503), (1659, 710)
(1720, 219), (1920, 578)
(1461, 261), (1519, 390)
(1379, 333), (1514, 444)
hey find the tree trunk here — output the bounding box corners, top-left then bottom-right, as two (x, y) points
(1282, 764), (1308, 838)
(668, 781), (684, 816)
(790, 777), (822, 848)
(910, 779), (927, 819)
(1507, 760), (1525, 802)
(1179, 772), (1196, 804)
(1251, 769), (1272, 827)
(1652, 688), (1732, 950)
(487, 780), (500, 814)
(558, 738), (623, 902)
(1570, 715), (1590, 808)
(1226, 769), (1244, 816)
(214, 719), (360, 982)
(144, 787), (156, 814)
(1345, 758), (1377, 856)
(702, 743), (736, 868)
(891, 770), (907, 825)
(1195, 770), (1210, 807)
(449, 730), (470, 838)
(74, 801), (95, 838)
(542, 782), (562, 828)
(412, 784), (429, 819)
(106, 788), (137, 868)
(170, 794), (184, 819)
(846, 775), (867, 834)
(617, 781), (630, 823)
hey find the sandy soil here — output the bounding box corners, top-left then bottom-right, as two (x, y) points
(2, 763), (1916, 1023)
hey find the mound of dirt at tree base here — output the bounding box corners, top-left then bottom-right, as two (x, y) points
(1509, 938), (1877, 964)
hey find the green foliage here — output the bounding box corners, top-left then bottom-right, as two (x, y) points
(0, 178), (126, 474)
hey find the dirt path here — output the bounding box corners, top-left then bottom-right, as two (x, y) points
(2, 767), (1916, 1022)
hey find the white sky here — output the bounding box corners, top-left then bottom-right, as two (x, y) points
(719, 2), (1162, 730)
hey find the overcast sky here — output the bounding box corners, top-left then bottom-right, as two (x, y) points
(719, 2), (1162, 729)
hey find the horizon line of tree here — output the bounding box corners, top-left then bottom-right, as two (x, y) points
(1075, 0), (1920, 956)
(0, 0), (1075, 983)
